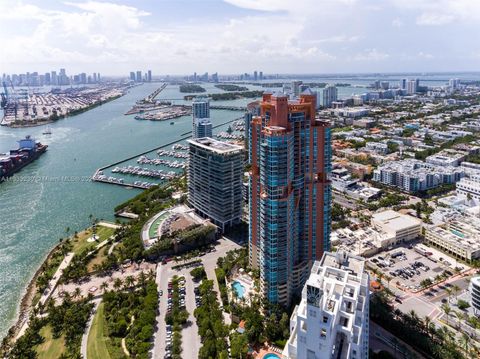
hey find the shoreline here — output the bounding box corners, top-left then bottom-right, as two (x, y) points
(0, 93), (124, 129)
(3, 239), (64, 343)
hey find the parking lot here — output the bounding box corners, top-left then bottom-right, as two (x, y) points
(369, 244), (451, 292)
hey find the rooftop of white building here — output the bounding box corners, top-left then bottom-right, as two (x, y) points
(372, 210), (422, 231)
(188, 137), (243, 154)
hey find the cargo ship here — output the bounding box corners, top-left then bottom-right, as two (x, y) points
(0, 136), (48, 182)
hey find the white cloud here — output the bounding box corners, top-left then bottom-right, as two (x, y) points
(0, 0), (478, 74)
(390, 0), (480, 25)
(416, 13), (454, 26)
(353, 49), (390, 62)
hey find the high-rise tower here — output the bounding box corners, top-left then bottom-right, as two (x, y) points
(191, 97), (211, 139)
(248, 89), (332, 306)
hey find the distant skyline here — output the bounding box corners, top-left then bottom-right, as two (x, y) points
(1, 0), (479, 75)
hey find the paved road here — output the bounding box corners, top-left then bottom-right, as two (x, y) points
(182, 270), (201, 359)
(80, 298), (102, 359)
(152, 237), (241, 358)
(97, 221), (121, 229)
(40, 252), (75, 306)
(16, 252), (75, 340)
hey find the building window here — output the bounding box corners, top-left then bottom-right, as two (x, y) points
(323, 316), (328, 323)
(321, 329), (327, 338)
(309, 310), (317, 317)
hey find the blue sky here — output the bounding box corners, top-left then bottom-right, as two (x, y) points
(0, 0), (479, 75)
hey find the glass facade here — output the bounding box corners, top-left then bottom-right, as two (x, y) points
(249, 92), (332, 306)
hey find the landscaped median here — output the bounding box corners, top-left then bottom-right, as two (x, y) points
(87, 302), (125, 359)
(165, 275), (189, 359)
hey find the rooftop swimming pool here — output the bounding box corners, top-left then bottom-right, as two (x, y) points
(232, 280), (245, 298)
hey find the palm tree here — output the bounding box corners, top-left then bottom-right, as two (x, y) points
(124, 275), (135, 289)
(445, 288), (452, 303)
(73, 287), (82, 299)
(442, 303), (452, 325)
(113, 277), (123, 290)
(147, 269), (155, 281)
(424, 316), (432, 337)
(100, 282), (109, 292)
(138, 271), (147, 287)
(377, 272), (384, 285)
(460, 332), (471, 355)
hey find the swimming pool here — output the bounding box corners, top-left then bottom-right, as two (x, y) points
(232, 280), (245, 298)
(263, 353), (281, 359)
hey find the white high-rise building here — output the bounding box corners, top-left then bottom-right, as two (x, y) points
(192, 97), (210, 119)
(407, 79), (417, 94)
(322, 84), (338, 108)
(193, 118), (212, 138)
(283, 251), (370, 359)
(192, 97), (211, 138)
(449, 78), (460, 89)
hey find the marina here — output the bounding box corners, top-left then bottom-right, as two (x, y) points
(0, 81), (259, 339)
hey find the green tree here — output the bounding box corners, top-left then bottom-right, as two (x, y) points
(230, 333), (248, 359)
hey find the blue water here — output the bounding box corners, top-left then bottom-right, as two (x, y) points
(263, 354), (281, 359)
(1, 72), (479, 339)
(0, 82), (242, 339)
(451, 229), (465, 238)
(232, 281), (245, 298)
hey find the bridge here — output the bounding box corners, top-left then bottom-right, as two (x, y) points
(210, 105), (246, 111)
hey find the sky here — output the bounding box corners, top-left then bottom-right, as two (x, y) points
(0, 0), (479, 76)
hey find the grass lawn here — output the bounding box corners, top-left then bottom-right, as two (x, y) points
(87, 302), (111, 359)
(87, 302), (126, 359)
(71, 226), (115, 255)
(35, 325), (65, 359)
(87, 246), (108, 272)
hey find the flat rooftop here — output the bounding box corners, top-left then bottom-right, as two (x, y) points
(372, 210), (421, 230)
(188, 137), (243, 154)
(315, 251), (365, 277)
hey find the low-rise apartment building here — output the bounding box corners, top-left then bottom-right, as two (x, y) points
(373, 159), (464, 192)
(425, 214), (480, 262)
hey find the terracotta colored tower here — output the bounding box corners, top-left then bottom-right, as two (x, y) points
(248, 89), (332, 306)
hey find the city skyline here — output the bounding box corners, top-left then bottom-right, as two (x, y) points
(1, 0), (480, 75)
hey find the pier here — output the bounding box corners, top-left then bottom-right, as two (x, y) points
(93, 116), (244, 189)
